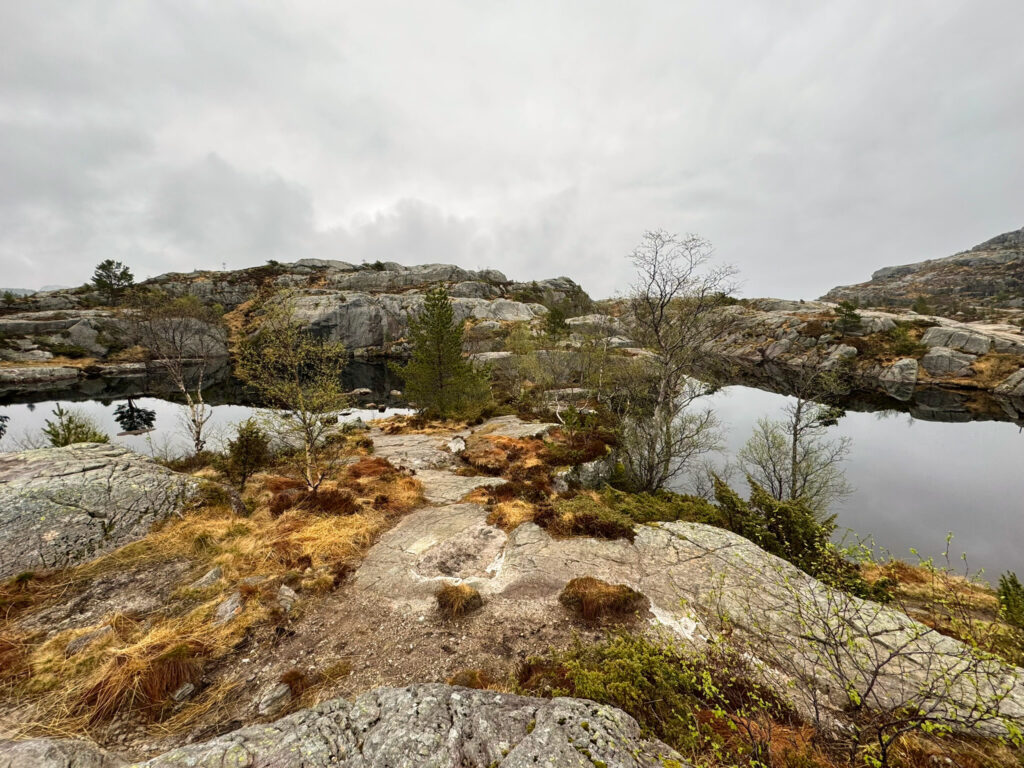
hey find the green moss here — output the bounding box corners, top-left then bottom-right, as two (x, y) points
(599, 487), (718, 525)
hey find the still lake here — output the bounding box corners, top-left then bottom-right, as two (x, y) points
(0, 385), (1020, 580)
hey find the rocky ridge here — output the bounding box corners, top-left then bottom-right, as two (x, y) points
(823, 225), (1024, 311)
(0, 262), (589, 395)
(700, 298), (1024, 421)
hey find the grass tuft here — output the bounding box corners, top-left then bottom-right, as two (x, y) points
(435, 582), (483, 619)
(559, 577), (648, 622)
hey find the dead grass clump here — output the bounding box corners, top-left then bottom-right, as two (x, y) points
(486, 500), (538, 532)
(261, 474), (306, 494)
(447, 668), (501, 690)
(79, 637), (208, 723)
(375, 414), (465, 435)
(304, 488), (359, 516)
(346, 456), (396, 479)
(279, 668), (310, 696)
(559, 577), (648, 622)
(269, 489), (302, 517)
(435, 582), (483, 619)
(0, 633), (31, 684)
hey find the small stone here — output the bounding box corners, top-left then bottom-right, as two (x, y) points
(171, 682), (195, 702)
(277, 584), (298, 612)
(256, 682), (292, 716)
(190, 566), (222, 589)
(214, 591), (244, 625)
(65, 625), (113, 657)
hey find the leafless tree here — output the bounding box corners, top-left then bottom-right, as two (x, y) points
(132, 293), (227, 454)
(617, 230), (739, 491)
(738, 369), (853, 517)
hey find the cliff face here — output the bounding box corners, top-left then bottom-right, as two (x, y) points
(823, 226), (1024, 312)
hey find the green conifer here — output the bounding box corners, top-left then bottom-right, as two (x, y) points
(400, 286), (490, 418)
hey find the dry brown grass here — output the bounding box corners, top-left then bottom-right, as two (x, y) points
(558, 577), (648, 622)
(486, 500), (538, 531)
(375, 414), (467, 435)
(435, 582), (483, 619)
(446, 668), (504, 691)
(966, 353), (1023, 388)
(0, 463), (424, 738)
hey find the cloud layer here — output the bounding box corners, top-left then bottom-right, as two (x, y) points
(2, 1), (1022, 298)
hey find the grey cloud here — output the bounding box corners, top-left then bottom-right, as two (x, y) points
(1, 1), (1022, 297)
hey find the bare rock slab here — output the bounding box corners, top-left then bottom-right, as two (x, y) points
(0, 444), (198, 579)
(135, 685), (683, 767)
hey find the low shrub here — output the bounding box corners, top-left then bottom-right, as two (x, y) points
(346, 456), (396, 479)
(435, 582), (483, 619)
(600, 486), (718, 525)
(516, 633), (791, 762)
(558, 577), (648, 622)
(534, 495), (635, 541)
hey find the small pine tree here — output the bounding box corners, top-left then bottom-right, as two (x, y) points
(0, 413), (9, 441)
(91, 259), (135, 304)
(2, 290), (16, 307)
(834, 300), (862, 334)
(544, 305), (569, 339)
(225, 417), (271, 489)
(400, 286), (490, 419)
(42, 405), (110, 446)
(911, 296), (932, 315)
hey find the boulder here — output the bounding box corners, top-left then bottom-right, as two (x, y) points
(921, 326), (993, 355)
(995, 368), (1024, 397)
(125, 685), (679, 767)
(878, 357), (919, 400)
(921, 347), (976, 377)
(0, 444), (198, 579)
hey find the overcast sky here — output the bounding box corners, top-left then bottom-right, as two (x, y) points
(2, 1), (1022, 300)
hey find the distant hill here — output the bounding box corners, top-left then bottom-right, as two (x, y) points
(822, 226), (1024, 314)
(0, 288), (36, 297)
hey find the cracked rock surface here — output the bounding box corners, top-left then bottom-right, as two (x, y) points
(0, 443), (198, 579)
(0, 686), (684, 768)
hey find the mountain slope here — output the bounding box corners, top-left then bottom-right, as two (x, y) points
(823, 226), (1024, 313)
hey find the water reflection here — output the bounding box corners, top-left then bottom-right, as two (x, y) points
(112, 399), (157, 435)
(704, 385), (1024, 581)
